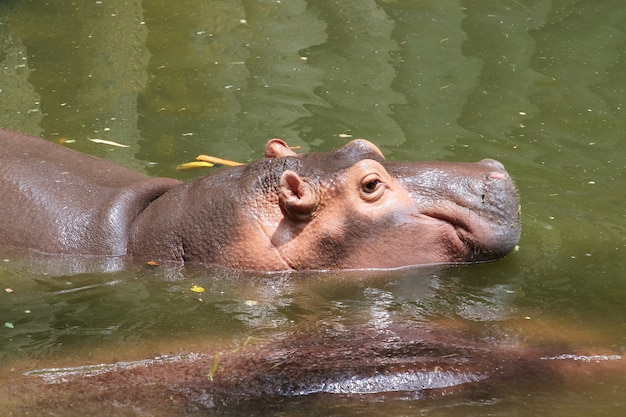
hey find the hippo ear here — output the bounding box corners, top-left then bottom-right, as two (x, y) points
(266, 139), (297, 158)
(279, 170), (318, 222)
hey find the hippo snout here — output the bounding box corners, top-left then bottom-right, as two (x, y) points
(389, 157), (520, 264)
(477, 165), (521, 259)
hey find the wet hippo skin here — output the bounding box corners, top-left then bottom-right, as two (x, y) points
(0, 129), (520, 271)
(10, 322), (624, 415)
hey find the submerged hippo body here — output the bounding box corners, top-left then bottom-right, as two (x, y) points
(15, 321), (625, 414)
(0, 129), (520, 271)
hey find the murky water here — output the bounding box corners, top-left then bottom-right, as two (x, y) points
(0, 0), (625, 415)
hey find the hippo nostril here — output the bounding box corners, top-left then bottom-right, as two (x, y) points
(488, 171), (508, 180)
(478, 159), (509, 180)
(478, 158), (506, 172)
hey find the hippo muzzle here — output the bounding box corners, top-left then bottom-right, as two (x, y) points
(388, 157), (521, 264)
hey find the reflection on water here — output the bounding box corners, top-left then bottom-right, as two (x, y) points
(1, 0), (625, 415)
(2, 253), (626, 415)
(0, 261), (521, 364)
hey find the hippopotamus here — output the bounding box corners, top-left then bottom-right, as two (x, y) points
(0, 128), (520, 271)
(12, 322), (624, 414)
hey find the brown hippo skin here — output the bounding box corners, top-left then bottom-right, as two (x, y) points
(0, 128), (520, 271)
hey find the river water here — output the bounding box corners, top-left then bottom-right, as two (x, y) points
(0, 0), (625, 416)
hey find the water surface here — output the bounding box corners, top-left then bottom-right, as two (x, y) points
(0, 0), (625, 415)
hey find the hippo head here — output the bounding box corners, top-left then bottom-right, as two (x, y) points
(199, 139), (520, 271)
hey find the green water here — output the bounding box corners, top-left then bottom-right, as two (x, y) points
(0, 0), (625, 415)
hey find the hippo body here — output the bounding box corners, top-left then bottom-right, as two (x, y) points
(0, 128), (520, 271)
(14, 322), (624, 414)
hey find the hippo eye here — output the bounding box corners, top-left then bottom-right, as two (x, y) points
(363, 179), (380, 193)
(360, 174), (385, 201)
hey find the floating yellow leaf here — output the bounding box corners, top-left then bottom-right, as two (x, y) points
(206, 336), (269, 381)
(207, 352), (221, 381)
(176, 161), (214, 170)
(196, 155), (244, 167)
(88, 138), (130, 148)
(190, 284), (205, 293)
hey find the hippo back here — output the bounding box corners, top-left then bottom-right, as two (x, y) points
(0, 129), (179, 256)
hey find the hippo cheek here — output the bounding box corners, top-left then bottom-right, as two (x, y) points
(332, 213), (468, 270)
(340, 193), (519, 270)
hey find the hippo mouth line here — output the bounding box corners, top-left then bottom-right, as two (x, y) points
(416, 209), (487, 261)
(425, 206), (519, 263)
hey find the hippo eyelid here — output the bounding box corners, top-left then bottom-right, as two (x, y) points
(360, 173), (385, 201)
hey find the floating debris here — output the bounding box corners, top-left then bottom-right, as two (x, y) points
(195, 155), (244, 167)
(89, 138), (130, 148)
(176, 161), (215, 170)
(190, 284), (205, 293)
